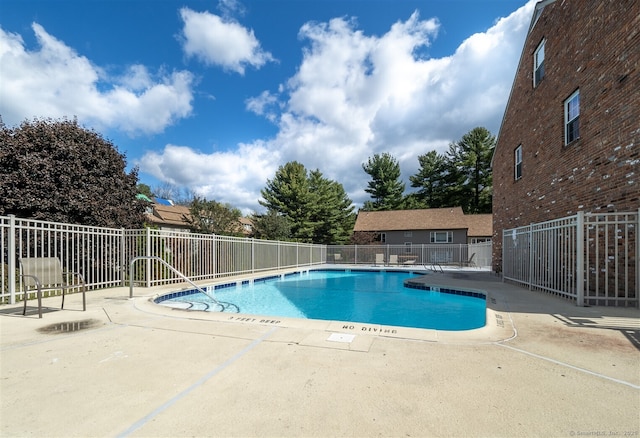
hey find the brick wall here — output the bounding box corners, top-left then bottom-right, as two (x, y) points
(492, 0), (640, 272)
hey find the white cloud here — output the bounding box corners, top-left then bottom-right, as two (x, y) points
(179, 8), (275, 74)
(141, 1), (536, 212)
(245, 90), (279, 122)
(0, 23), (195, 135)
(139, 143), (278, 213)
(217, 0), (246, 19)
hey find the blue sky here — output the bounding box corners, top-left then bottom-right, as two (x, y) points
(1, 0), (534, 213)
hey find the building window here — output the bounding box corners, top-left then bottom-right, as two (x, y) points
(404, 231), (413, 237)
(565, 90), (580, 145)
(404, 242), (412, 253)
(534, 39), (545, 87)
(430, 231), (453, 243)
(514, 145), (522, 180)
(379, 232), (386, 243)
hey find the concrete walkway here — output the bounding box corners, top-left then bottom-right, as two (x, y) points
(1, 269), (638, 437)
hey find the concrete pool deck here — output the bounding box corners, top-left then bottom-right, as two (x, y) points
(1, 268), (638, 437)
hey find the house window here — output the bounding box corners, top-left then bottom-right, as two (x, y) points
(534, 39), (545, 87)
(514, 145), (522, 180)
(565, 90), (580, 145)
(430, 231), (453, 243)
(379, 232), (386, 243)
(404, 231), (412, 237)
(404, 242), (412, 253)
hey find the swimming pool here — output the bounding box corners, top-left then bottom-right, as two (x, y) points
(156, 270), (487, 331)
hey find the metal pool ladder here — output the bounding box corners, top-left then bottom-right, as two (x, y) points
(128, 256), (239, 313)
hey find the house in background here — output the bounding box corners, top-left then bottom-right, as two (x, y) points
(465, 214), (493, 244)
(143, 199), (255, 236)
(491, 0), (638, 301)
(144, 203), (192, 232)
(238, 217), (254, 236)
(353, 208), (493, 245)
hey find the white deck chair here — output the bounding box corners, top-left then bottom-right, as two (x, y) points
(375, 253), (384, 266)
(388, 254), (398, 265)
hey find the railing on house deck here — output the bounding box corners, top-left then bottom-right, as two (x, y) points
(502, 210), (639, 307)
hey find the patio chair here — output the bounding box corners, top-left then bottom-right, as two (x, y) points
(375, 253), (384, 266)
(19, 257), (86, 318)
(388, 254), (398, 265)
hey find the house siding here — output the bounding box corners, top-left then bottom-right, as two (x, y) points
(383, 229), (467, 245)
(492, 0), (640, 271)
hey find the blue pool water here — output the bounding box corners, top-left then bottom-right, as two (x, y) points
(159, 270), (486, 331)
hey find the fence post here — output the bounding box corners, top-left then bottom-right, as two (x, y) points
(120, 228), (126, 287)
(528, 225), (533, 290)
(576, 212), (584, 306)
(636, 208), (640, 307)
(212, 233), (217, 278)
(145, 227), (151, 288)
(8, 215), (16, 304)
(251, 238), (255, 273)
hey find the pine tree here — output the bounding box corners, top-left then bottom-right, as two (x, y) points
(260, 162), (354, 243)
(409, 150), (450, 208)
(362, 153), (405, 211)
(446, 127), (495, 213)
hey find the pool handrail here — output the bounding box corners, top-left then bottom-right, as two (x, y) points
(129, 256), (229, 312)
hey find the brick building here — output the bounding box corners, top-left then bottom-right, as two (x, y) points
(491, 0), (639, 272)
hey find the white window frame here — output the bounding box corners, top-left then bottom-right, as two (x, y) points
(430, 231), (453, 243)
(379, 232), (386, 243)
(565, 90), (580, 145)
(534, 39), (545, 87)
(515, 145), (522, 180)
(403, 231), (413, 238)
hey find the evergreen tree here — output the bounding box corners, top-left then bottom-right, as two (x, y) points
(308, 170), (355, 244)
(362, 153), (405, 210)
(260, 162), (355, 243)
(446, 127), (495, 213)
(409, 150), (450, 208)
(0, 118), (145, 228)
(409, 127), (495, 213)
(260, 161), (314, 241)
